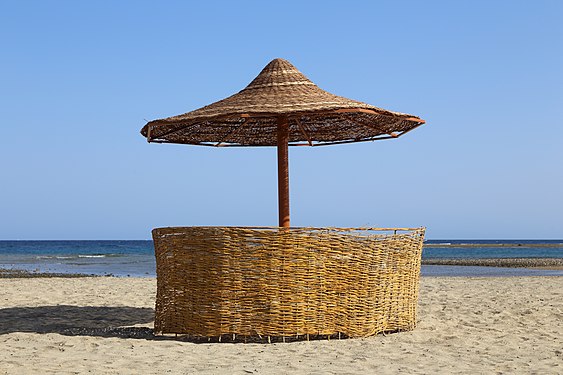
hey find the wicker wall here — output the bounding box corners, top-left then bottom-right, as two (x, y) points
(152, 226), (425, 339)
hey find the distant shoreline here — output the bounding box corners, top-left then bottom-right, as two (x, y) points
(424, 243), (563, 248)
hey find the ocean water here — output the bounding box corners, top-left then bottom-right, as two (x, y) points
(423, 239), (563, 259)
(0, 241), (154, 277)
(0, 240), (562, 277)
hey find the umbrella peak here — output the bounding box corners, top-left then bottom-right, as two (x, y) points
(243, 58), (316, 91)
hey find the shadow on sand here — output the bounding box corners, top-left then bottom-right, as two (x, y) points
(0, 305), (365, 343)
(0, 305), (159, 339)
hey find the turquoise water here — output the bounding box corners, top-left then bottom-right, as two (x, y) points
(0, 240), (562, 277)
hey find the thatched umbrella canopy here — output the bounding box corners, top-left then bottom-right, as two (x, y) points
(141, 58), (425, 227)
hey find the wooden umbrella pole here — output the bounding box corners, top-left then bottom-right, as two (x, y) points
(277, 115), (290, 228)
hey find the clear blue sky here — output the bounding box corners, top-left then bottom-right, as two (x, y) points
(1, 1), (562, 239)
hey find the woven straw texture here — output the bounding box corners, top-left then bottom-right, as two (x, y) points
(141, 59), (425, 146)
(152, 226), (425, 339)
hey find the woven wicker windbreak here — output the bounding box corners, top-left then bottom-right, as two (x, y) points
(141, 58), (425, 146)
(153, 226), (425, 339)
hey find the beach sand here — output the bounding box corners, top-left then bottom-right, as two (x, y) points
(1, 277), (562, 374)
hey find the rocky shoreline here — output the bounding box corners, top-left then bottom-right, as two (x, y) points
(422, 257), (563, 269)
(0, 269), (100, 278)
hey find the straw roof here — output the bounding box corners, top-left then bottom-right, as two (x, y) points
(140, 58), (425, 146)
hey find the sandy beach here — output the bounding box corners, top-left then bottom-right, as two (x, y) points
(1, 276), (562, 374)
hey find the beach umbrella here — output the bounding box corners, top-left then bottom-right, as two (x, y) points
(140, 58), (425, 227)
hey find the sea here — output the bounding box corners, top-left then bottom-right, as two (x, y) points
(0, 240), (562, 277)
